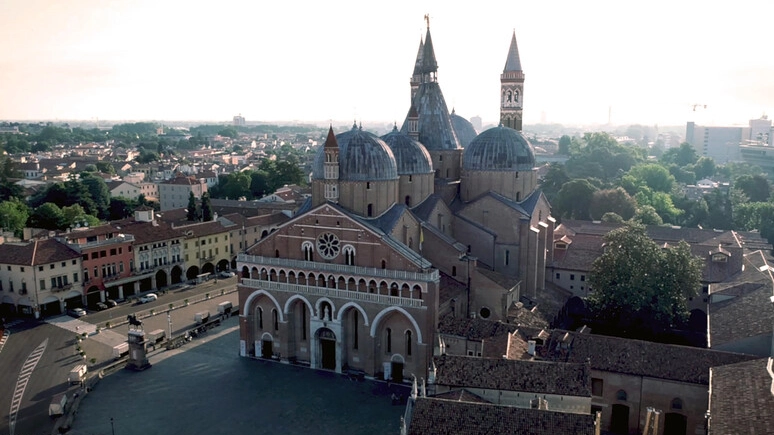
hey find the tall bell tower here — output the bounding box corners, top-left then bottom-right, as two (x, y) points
(500, 31), (525, 131)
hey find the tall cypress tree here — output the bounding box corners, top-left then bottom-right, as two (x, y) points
(186, 191), (197, 221)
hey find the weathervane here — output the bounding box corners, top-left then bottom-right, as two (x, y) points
(424, 14), (430, 29)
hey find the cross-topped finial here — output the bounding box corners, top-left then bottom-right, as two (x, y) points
(424, 14), (430, 29)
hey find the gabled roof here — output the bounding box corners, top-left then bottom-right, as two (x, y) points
(708, 250), (774, 348)
(708, 358), (774, 434)
(434, 354), (591, 397)
(539, 329), (759, 385)
(429, 389), (491, 404)
(407, 397), (598, 435)
(411, 193), (444, 221)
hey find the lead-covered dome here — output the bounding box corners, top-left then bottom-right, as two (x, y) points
(380, 126), (433, 175)
(463, 126), (535, 171)
(312, 125), (398, 181)
(450, 110), (477, 148)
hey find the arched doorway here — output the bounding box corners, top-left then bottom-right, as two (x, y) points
(171, 265), (183, 284)
(316, 328), (336, 370)
(202, 262), (215, 275)
(40, 296), (61, 317)
(155, 269), (168, 289)
(217, 259), (229, 272)
(610, 404), (629, 434)
(186, 266), (199, 281)
(260, 332), (274, 359)
(231, 257), (237, 270)
(86, 285), (102, 308)
(64, 292), (84, 309)
(664, 413), (687, 435)
(391, 354), (405, 383)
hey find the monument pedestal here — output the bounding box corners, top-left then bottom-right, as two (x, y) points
(126, 329), (152, 371)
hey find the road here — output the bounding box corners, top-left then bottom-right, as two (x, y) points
(0, 276), (239, 435)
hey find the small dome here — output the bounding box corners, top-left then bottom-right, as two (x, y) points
(380, 126), (433, 175)
(312, 125), (398, 181)
(463, 126), (535, 171)
(450, 110), (478, 148)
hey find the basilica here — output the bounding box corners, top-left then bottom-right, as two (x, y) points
(236, 25), (553, 382)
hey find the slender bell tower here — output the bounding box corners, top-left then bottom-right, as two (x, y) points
(322, 125), (339, 202)
(500, 30), (525, 131)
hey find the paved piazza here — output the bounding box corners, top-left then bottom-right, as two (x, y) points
(69, 316), (407, 435)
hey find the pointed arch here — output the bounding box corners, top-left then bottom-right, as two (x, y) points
(243, 289), (284, 322)
(315, 297), (336, 319)
(370, 306), (423, 344)
(283, 294), (313, 316)
(336, 301), (370, 326)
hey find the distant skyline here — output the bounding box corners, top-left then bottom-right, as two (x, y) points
(1, 0), (772, 127)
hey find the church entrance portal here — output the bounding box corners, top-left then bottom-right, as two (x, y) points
(317, 328), (336, 370)
(391, 361), (404, 383)
(261, 339), (273, 359)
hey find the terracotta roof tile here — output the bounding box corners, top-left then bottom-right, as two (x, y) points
(539, 330), (758, 384)
(708, 358), (774, 434)
(407, 397), (598, 435)
(434, 355), (591, 397)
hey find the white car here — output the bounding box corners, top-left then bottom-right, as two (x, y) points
(219, 271), (235, 278)
(68, 307), (87, 318)
(138, 293), (158, 304)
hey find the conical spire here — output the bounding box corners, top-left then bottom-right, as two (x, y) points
(421, 27), (438, 76)
(324, 125), (338, 149)
(412, 37), (425, 76)
(503, 30), (522, 72)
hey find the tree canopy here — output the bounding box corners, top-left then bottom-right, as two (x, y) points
(587, 224), (703, 337)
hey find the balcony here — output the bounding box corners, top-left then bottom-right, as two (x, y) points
(241, 278), (425, 309)
(237, 254), (439, 283)
(50, 283), (73, 293)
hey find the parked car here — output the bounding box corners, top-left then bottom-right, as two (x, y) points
(105, 299), (118, 308)
(138, 293), (158, 304)
(219, 271), (235, 278)
(68, 308), (87, 318)
(95, 302), (108, 311)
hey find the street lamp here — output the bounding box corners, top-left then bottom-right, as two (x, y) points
(110, 417), (115, 435)
(167, 312), (172, 341)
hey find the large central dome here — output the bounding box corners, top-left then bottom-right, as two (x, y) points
(312, 125), (398, 181)
(463, 126), (535, 171)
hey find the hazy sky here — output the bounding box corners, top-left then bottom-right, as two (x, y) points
(2, 0), (772, 127)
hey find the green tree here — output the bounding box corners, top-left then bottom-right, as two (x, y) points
(555, 179), (598, 219)
(601, 212), (625, 223)
(632, 205), (663, 225)
(95, 162), (115, 174)
(692, 156), (716, 180)
(201, 192), (213, 222)
(109, 197), (136, 220)
(734, 174), (771, 202)
(186, 192), (197, 221)
(79, 173), (111, 219)
(539, 163), (570, 203)
(557, 135), (571, 155)
(30, 202), (65, 230)
(660, 142), (698, 167)
(0, 198), (29, 236)
(589, 188), (637, 220)
(62, 204), (100, 229)
(625, 163), (675, 193)
(588, 224), (703, 336)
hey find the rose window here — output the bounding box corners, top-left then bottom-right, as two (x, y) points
(316, 233), (340, 259)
